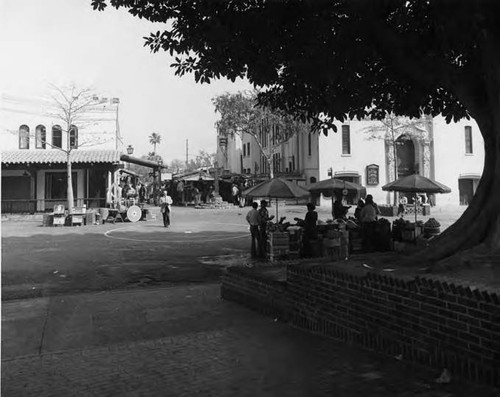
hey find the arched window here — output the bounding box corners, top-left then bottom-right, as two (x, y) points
(36, 125), (46, 149)
(69, 125), (78, 149)
(19, 125), (30, 149)
(52, 125), (62, 148)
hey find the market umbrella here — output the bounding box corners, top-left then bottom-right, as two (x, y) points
(307, 178), (366, 216)
(308, 178), (366, 196)
(242, 177), (311, 219)
(382, 174), (451, 222)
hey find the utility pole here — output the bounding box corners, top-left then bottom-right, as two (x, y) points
(185, 139), (189, 171)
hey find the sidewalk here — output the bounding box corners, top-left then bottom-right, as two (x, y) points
(2, 284), (497, 396)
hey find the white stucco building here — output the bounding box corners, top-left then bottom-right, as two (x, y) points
(0, 93), (126, 212)
(319, 115), (484, 206)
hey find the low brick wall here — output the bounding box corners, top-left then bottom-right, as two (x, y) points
(221, 263), (500, 387)
(221, 266), (287, 319)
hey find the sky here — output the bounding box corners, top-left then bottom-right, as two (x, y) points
(0, 0), (252, 162)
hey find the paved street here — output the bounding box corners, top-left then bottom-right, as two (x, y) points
(3, 283), (497, 397)
(3, 204), (498, 396)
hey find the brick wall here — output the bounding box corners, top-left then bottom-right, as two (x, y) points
(221, 266), (287, 319)
(221, 263), (500, 387)
(287, 264), (500, 386)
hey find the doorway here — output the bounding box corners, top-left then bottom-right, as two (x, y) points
(458, 178), (477, 206)
(396, 135), (416, 202)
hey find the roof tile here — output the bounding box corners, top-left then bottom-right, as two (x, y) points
(1, 150), (122, 165)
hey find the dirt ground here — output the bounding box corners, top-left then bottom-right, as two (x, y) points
(2, 203), (499, 300)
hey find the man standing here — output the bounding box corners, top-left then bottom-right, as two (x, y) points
(246, 202), (261, 258)
(257, 200), (274, 258)
(176, 179), (185, 206)
(159, 190), (173, 228)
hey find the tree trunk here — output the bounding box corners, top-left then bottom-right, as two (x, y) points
(67, 153), (74, 215)
(404, 103), (500, 269)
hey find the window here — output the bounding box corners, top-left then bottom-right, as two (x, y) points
(243, 144), (246, 157)
(308, 134), (312, 156)
(19, 125), (30, 149)
(69, 125), (78, 149)
(465, 126), (473, 154)
(36, 125), (46, 149)
(52, 125), (62, 148)
(342, 125), (351, 155)
(247, 142), (250, 156)
(273, 153), (281, 173)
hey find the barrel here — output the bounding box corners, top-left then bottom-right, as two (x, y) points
(424, 226), (440, 238)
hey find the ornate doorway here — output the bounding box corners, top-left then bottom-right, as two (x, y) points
(396, 135), (416, 178)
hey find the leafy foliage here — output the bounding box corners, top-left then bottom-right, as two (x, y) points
(213, 90), (309, 177)
(91, 0), (500, 131)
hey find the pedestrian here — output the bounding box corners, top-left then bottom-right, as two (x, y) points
(246, 202), (261, 258)
(257, 200), (275, 258)
(193, 185), (201, 206)
(138, 183), (146, 204)
(159, 190), (173, 228)
(232, 184), (240, 205)
(176, 179), (185, 206)
(208, 184), (215, 203)
(359, 194), (378, 252)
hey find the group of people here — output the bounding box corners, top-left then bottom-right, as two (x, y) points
(245, 200), (320, 259)
(245, 200), (275, 258)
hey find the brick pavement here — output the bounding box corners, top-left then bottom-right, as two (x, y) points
(2, 284), (498, 396)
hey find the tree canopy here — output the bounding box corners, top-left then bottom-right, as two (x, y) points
(93, 0), (498, 129)
(92, 0), (500, 265)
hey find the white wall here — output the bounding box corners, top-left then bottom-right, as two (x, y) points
(318, 116), (485, 207)
(0, 94), (119, 151)
(432, 116), (484, 205)
(319, 119), (388, 206)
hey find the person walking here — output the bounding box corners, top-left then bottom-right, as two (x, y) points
(232, 184), (240, 206)
(257, 200), (274, 258)
(246, 202), (261, 258)
(159, 190), (173, 228)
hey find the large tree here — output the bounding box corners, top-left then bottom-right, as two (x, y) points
(92, 0), (500, 266)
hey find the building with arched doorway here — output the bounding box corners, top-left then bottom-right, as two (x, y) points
(319, 115), (484, 207)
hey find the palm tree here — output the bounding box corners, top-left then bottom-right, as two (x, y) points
(149, 132), (162, 155)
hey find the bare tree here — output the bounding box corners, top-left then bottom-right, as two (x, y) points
(46, 84), (105, 214)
